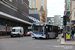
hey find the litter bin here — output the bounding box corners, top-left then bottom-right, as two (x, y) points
(66, 32), (70, 40)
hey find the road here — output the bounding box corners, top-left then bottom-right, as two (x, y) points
(0, 36), (75, 50)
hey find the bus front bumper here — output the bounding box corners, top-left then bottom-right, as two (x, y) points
(31, 34), (46, 38)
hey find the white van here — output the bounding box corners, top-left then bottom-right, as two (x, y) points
(11, 27), (24, 37)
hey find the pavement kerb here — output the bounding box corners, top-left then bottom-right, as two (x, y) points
(0, 36), (10, 39)
(60, 38), (75, 45)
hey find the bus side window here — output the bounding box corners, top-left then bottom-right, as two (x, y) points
(48, 26), (51, 32)
(50, 28), (51, 32)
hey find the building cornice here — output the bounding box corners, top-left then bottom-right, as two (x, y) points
(0, 11), (31, 25)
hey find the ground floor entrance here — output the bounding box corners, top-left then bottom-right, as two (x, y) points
(0, 17), (31, 36)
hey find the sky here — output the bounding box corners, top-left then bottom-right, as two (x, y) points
(47, 0), (65, 17)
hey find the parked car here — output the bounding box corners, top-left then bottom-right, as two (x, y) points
(24, 31), (32, 36)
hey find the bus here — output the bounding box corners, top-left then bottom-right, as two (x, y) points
(31, 23), (58, 39)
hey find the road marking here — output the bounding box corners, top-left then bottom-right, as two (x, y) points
(57, 37), (61, 42)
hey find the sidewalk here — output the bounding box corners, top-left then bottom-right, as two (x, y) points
(0, 36), (10, 39)
(60, 38), (75, 45)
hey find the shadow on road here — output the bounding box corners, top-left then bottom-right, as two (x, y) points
(32, 38), (59, 40)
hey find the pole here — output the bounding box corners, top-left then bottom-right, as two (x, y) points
(6, 24), (7, 37)
(64, 25), (66, 41)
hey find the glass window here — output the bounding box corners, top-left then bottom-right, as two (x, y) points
(12, 29), (20, 32)
(30, 0), (32, 2)
(74, 11), (75, 17)
(42, 0), (44, 5)
(33, 0), (35, 5)
(43, 6), (44, 8)
(33, 5), (35, 8)
(42, 0), (44, 2)
(67, 0), (70, 2)
(42, 3), (44, 5)
(67, 3), (70, 10)
(30, 2), (32, 5)
(33, 26), (44, 33)
(30, 0), (32, 8)
(0, 21), (5, 25)
(30, 0), (32, 5)
(9, 0), (12, 2)
(48, 26), (52, 32)
(33, 0), (35, 2)
(33, 3), (35, 6)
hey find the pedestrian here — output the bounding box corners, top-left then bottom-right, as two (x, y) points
(70, 29), (72, 39)
(70, 28), (74, 40)
(72, 28), (74, 40)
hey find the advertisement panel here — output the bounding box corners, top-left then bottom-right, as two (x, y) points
(0, 25), (6, 31)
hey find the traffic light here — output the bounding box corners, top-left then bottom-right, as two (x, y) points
(63, 16), (67, 25)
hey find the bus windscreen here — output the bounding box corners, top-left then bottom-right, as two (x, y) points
(33, 26), (44, 33)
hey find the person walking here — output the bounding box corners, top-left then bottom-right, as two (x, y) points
(70, 29), (72, 39)
(70, 28), (74, 40)
(72, 28), (74, 40)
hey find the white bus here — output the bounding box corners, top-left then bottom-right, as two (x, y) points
(31, 23), (58, 39)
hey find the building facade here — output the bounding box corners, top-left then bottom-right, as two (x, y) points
(47, 17), (54, 25)
(65, 0), (71, 23)
(0, 0), (31, 35)
(70, 0), (75, 23)
(28, 0), (47, 23)
(54, 15), (61, 26)
(29, 9), (40, 23)
(47, 16), (63, 29)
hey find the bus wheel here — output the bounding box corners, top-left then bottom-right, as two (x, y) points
(46, 35), (49, 39)
(19, 35), (21, 37)
(54, 37), (56, 39)
(21, 35), (23, 37)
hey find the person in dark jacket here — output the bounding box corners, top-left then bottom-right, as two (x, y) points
(72, 28), (74, 39)
(70, 29), (72, 39)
